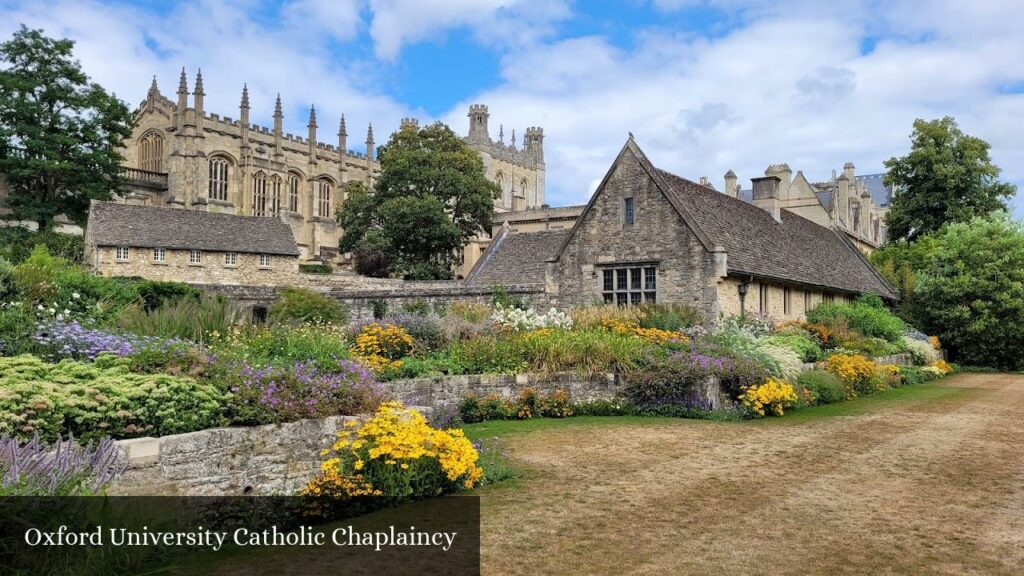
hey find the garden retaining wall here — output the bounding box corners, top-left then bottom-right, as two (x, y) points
(111, 415), (360, 496)
(386, 372), (622, 407)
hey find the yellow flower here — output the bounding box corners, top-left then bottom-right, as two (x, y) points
(739, 378), (798, 417)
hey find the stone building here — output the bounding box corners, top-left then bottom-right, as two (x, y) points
(468, 137), (896, 321)
(116, 69), (544, 269)
(84, 201), (299, 286)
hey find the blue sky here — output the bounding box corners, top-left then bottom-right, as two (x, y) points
(2, 0), (1022, 214)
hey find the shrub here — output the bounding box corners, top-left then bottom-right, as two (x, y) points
(517, 328), (649, 374)
(222, 360), (384, 425)
(447, 302), (491, 324)
(738, 378), (798, 417)
(0, 355), (224, 442)
(795, 370), (846, 404)
(718, 313), (775, 337)
(515, 387), (540, 419)
(570, 304), (642, 330)
(806, 297), (905, 343)
(210, 324), (350, 372)
(299, 263), (333, 274)
(821, 353), (879, 398)
(133, 280), (201, 311)
(759, 343), (803, 381)
(303, 402), (483, 503)
(832, 333), (903, 357)
(352, 323), (414, 373)
(571, 398), (635, 416)
(491, 305), (572, 331)
(32, 319), (191, 363)
(763, 334), (822, 363)
(704, 326), (780, 375)
(0, 435), (124, 495)
(442, 336), (526, 375)
(538, 389), (573, 418)
(899, 366), (929, 386)
(381, 313), (447, 351)
(371, 299), (388, 319)
(902, 335), (939, 365)
(270, 287), (349, 326)
(458, 393), (515, 423)
(601, 319), (689, 345)
(426, 403), (462, 430)
(0, 228), (84, 264)
(635, 303), (704, 331)
(622, 350), (734, 411)
(116, 294), (238, 342)
(352, 229), (394, 278)
(0, 255), (14, 298)
(0, 302), (36, 356)
(931, 359), (955, 375)
(490, 285), (527, 310)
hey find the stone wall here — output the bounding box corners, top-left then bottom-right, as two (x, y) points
(386, 372), (621, 407)
(112, 415), (359, 496)
(329, 283), (547, 322)
(93, 246), (299, 286)
(546, 147), (717, 315)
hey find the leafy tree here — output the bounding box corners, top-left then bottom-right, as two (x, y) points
(869, 234), (940, 325)
(0, 25), (133, 229)
(909, 213), (1024, 369)
(338, 122), (499, 280)
(883, 117), (1015, 242)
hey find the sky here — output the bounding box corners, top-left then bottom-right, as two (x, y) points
(2, 0), (1022, 213)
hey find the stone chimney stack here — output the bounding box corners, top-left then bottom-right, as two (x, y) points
(843, 161), (855, 182)
(765, 163), (793, 201)
(751, 175), (782, 223)
(467, 104), (490, 142)
(724, 169), (738, 198)
(836, 173), (850, 225)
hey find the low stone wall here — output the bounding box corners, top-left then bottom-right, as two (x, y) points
(111, 415), (359, 496)
(874, 353), (914, 366)
(386, 372), (621, 407)
(329, 283), (548, 322)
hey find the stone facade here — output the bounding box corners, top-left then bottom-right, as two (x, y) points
(329, 283), (547, 322)
(91, 245), (298, 287)
(545, 145), (717, 314)
(716, 277), (847, 321)
(119, 71), (544, 272)
(388, 372), (620, 408)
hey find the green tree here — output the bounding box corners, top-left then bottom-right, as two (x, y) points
(883, 117), (1015, 242)
(337, 122), (499, 280)
(910, 213), (1024, 369)
(0, 26), (132, 229)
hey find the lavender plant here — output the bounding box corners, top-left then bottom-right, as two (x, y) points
(0, 435), (125, 495)
(32, 319), (191, 362)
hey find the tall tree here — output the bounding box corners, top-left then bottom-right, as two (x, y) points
(883, 116), (1015, 242)
(0, 25), (132, 229)
(338, 122), (499, 280)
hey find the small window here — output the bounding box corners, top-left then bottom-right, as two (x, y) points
(759, 284), (769, 313)
(189, 250), (202, 265)
(783, 287), (792, 315)
(224, 253), (237, 266)
(603, 270), (614, 292)
(259, 254), (271, 268)
(153, 248), (165, 262)
(116, 246), (129, 261)
(623, 197), (635, 225)
(630, 268), (642, 290)
(644, 267), (656, 290)
(804, 291), (812, 313)
(823, 293), (835, 303)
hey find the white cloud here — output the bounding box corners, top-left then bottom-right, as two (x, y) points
(366, 0), (570, 61)
(442, 2), (1024, 213)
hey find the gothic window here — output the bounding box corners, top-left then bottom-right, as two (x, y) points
(138, 131), (164, 172)
(317, 179), (332, 218)
(270, 175), (283, 215)
(623, 197), (635, 225)
(520, 178), (529, 203)
(287, 173), (301, 212)
(252, 171), (268, 216)
(209, 157), (230, 201)
(495, 172), (508, 208)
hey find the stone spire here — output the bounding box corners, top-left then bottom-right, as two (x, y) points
(273, 93), (283, 155)
(365, 123), (375, 185)
(511, 128), (516, 148)
(148, 75), (160, 99)
(338, 114), (347, 182)
(193, 69), (205, 126)
(240, 83), (250, 111)
(307, 105), (318, 159)
(499, 124), (504, 144)
(176, 67), (188, 123)
(239, 83), (250, 150)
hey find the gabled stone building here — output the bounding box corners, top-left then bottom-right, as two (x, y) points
(84, 201), (300, 286)
(470, 138), (896, 321)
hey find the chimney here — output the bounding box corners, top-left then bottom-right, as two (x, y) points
(724, 169), (737, 198)
(765, 163), (792, 201)
(751, 175), (782, 223)
(843, 161), (855, 182)
(836, 173), (850, 225)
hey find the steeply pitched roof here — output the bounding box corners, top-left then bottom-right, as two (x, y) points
(88, 202), (300, 256)
(466, 227), (568, 286)
(552, 138), (897, 299)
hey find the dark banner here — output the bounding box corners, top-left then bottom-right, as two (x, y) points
(0, 496), (480, 575)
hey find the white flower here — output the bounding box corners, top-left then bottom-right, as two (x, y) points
(37, 304), (44, 311)
(63, 309), (71, 315)
(72, 292), (80, 299)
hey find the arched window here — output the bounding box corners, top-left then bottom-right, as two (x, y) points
(520, 178), (529, 204)
(208, 157), (230, 201)
(495, 172), (508, 208)
(138, 131), (164, 172)
(252, 171), (268, 216)
(270, 175), (283, 215)
(287, 173), (301, 212)
(317, 179), (332, 218)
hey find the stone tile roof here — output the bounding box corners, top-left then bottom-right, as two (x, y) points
(88, 202), (299, 256)
(653, 168), (896, 299)
(466, 227), (568, 286)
